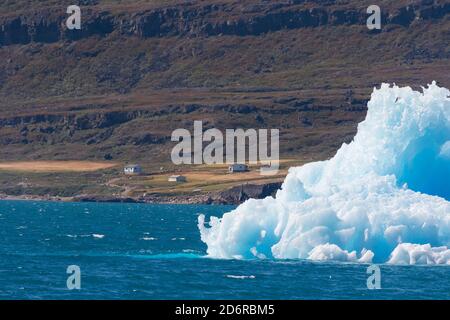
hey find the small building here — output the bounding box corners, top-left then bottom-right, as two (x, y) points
(228, 164), (249, 173)
(124, 164), (142, 175)
(259, 165), (277, 174)
(168, 175), (187, 182)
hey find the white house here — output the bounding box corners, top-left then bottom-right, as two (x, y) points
(168, 175), (187, 182)
(259, 165), (277, 175)
(228, 164), (248, 173)
(124, 164), (142, 175)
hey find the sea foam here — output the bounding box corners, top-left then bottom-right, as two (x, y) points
(199, 82), (450, 265)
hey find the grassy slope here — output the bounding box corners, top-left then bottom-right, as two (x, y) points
(0, 0), (448, 199)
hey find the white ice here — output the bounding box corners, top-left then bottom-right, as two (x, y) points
(199, 82), (450, 265)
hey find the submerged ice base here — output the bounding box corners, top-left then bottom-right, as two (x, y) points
(199, 82), (450, 265)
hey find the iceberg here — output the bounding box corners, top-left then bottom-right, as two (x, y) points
(199, 82), (450, 265)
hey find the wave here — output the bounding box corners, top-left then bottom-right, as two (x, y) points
(132, 253), (204, 259)
(226, 275), (256, 279)
(199, 82), (450, 265)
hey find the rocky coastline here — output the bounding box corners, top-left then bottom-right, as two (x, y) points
(0, 181), (282, 205)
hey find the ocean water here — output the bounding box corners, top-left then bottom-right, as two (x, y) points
(0, 200), (448, 300)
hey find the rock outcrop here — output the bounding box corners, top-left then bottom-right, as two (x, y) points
(1, 1), (449, 46)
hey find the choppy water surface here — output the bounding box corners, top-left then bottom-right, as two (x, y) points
(0, 201), (448, 299)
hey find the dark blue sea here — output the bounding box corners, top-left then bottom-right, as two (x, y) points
(0, 200), (448, 300)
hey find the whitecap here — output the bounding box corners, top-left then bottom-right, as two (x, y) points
(141, 237), (157, 241)
(226, 275), (256, 279)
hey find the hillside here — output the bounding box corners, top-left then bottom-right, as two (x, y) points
(0, 0), (449, 202)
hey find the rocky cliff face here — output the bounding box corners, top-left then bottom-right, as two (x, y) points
(1, 1), (449, 46)
(0, 0), (448, 162)
(0, 92), (367, 159)
(215, 182), (282, 204)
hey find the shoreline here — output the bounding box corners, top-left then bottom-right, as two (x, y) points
(0, 182), (282, 205)
(0, 194), (218, 205)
